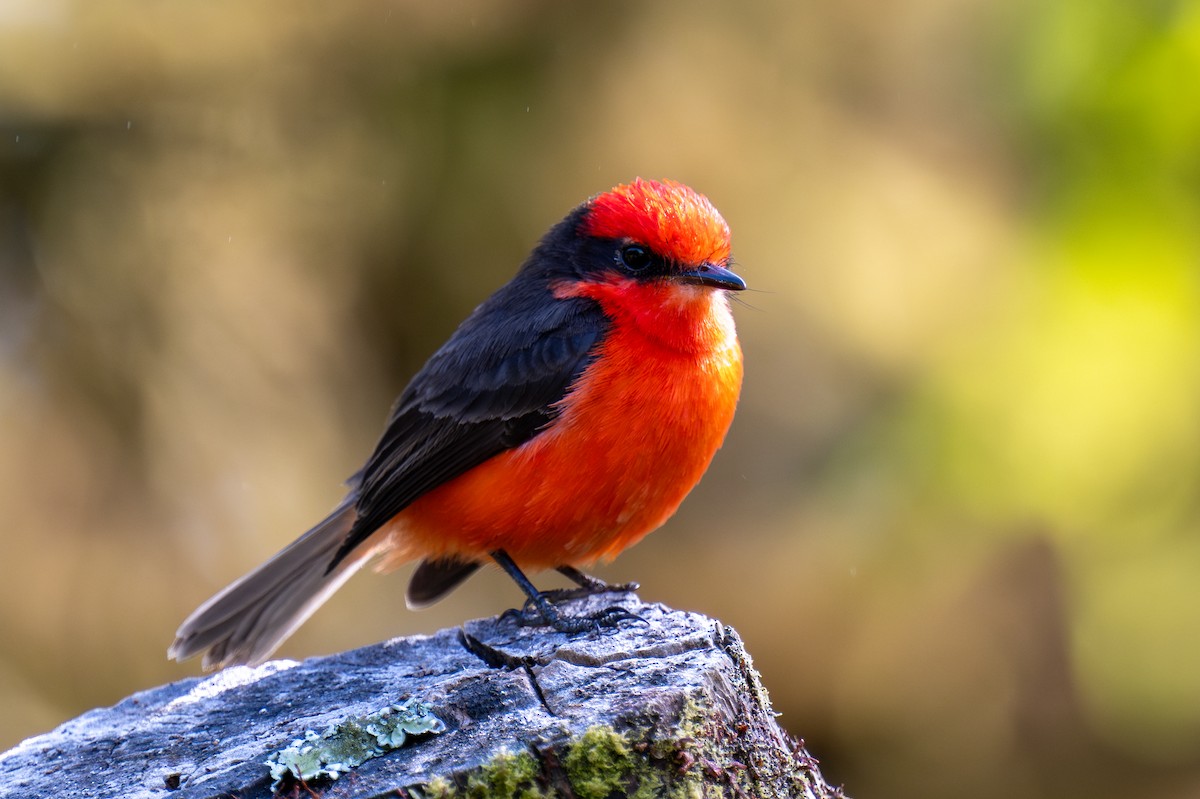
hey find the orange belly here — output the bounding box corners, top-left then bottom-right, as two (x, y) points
(377, 310), (743, 571)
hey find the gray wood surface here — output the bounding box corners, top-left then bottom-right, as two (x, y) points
(0, 594), (842, 798)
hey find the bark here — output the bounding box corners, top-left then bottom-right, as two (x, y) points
(0, 594), (843, 798)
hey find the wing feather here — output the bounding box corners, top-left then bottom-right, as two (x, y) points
(329, 285), (607, 568)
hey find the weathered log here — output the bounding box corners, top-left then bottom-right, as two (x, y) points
(0, 594), (842, 798)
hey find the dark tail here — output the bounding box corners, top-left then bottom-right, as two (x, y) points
(168, 496), (370, 670)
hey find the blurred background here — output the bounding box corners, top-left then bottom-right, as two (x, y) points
(1, 1), (1198, 796)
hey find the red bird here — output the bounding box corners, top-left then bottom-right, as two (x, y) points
(169, 178), (745, 669)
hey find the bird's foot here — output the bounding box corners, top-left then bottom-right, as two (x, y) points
(547, 565), (639, 601)
(502, 594), (647, 634)
(490, 551), (645, 634)
(535, 582), (640, 604)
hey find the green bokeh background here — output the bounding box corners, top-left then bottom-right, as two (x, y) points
(2, 2), (1199, 797)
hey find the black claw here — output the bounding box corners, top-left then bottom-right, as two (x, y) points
(503, 596), (644, 634)
(517, 602), (646, 634)
(555, 565), (640, 596)
(498, 606), (527, 625)
(598, 605), (650, 627)
(490, 550), (644, 635)
(538, 583), (641, 605)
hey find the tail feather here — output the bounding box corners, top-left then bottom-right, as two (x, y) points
(168, 497), (372, 670)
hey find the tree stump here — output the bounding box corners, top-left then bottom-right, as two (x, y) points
(0, 594), (843, 798)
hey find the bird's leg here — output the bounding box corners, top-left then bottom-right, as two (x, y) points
(490, 550), (641, 633)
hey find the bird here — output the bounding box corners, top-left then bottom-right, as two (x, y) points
(168, 178), (745, 670)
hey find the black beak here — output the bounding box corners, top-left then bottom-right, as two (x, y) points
(677, 263), (746, 291)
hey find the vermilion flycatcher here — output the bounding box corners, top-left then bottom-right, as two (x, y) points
(169, 178), (745, 669)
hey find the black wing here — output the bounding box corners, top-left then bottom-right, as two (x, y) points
(405, 556), (482, 607)
(329, 282), (608, 569)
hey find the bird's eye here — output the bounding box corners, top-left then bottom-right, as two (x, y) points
(619, 244), (652, 273)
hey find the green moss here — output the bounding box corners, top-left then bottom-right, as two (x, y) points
(417, 706), (742, 799)
(419, 776), (456, 799)
(560, 721), (712, 799)
(563, 725), (635, 799)
(464, 750), (545, 799)
(417, 749), (544, 799)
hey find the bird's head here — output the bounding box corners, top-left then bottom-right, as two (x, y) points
(530, 179), (744, 347)
(578, 178), (744, 293)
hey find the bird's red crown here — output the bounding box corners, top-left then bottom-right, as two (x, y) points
(582, 178), (731, 267)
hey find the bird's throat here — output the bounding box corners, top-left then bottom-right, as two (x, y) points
(554, 277), (739, 357)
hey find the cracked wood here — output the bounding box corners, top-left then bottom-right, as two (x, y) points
(0, 593), (842, 799)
